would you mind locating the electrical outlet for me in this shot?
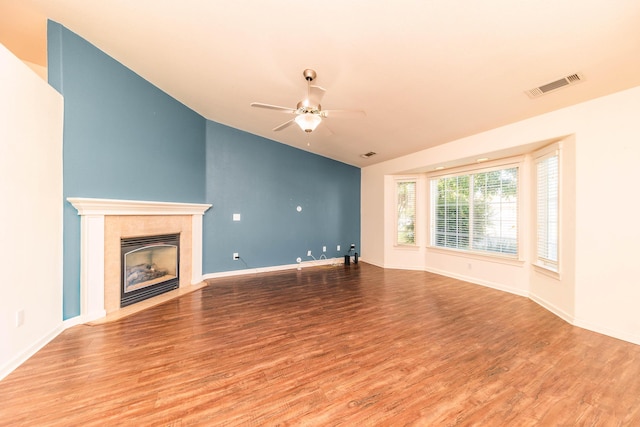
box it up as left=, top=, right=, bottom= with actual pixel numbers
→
left=233, top=253, right=239, bottom=260
left=337, top=245, right=341, bottom=251
left=323, top=246, right=326, bottom=252
left=307, top=250, right=312, bottom=257
left=350, top=244, right=355, bottom=250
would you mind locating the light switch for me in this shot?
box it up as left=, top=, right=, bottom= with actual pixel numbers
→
left=233, top=213, right=241, bottom=221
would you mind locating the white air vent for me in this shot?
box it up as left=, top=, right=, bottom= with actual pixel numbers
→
left=360, top=151, right=377, bottom=159
left=526, top=73, right=584, bottom=98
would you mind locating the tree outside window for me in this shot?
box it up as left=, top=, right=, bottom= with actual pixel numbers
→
left=431, top=167, right=518, bottom=256
left=396, top=181, right=416, bottom=245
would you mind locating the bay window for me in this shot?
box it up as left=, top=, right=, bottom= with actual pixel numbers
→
left=430, top=165, right=518, bottom=256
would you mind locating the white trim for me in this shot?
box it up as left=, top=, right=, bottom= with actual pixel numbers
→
left=420, top=266, right=640, bottom=347
left=0, top=324, right=65, bottom=381
left=423, top=266, right=529, bottom=297
left=383, top=264, right=426, bottom=271
left=203, top=257, right=346, bottom=279
left=364, top=259, right=385, bottom=269
left=191, top=214, right=205, bottom=284
left=529, top=293, right=574, bottom=324
left=80, top=214, right=106, bottom=322
left=532, top=263, right=561, bottom=280
left=62, top=315, right=90, bottom=329
left=426, top=246, right=524, bottom=266
left=427, top=155, right=523, bottom=179
left=4, top=261, right=639, bottom=382
left=67, top=197, right=211, bottom=216
left=392, top=244, right=421, bottom=251
left=0, top=256, right=347, bottom=379
left=573, top=318, right=640, bottom=347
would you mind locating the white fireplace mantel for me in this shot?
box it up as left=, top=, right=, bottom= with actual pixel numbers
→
left=68, top=197, right=212, bottom=322
left=68, top=197, right=212, bottom=216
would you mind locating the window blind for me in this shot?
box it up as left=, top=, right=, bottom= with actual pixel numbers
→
left=536, top=154, right=559, bottom=271
left=431, top=167, right=518, bottom=256
left=396, top=181, right=416, bottom=245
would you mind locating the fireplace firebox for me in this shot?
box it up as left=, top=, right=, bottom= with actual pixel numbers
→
left=121, top=233, right=180, bottom=307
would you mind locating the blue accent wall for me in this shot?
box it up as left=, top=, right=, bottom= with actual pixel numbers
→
left=48, top=22, right=207, bottom=319
left=47, top=21, right=361, bottom=320
left=204, top=121, right=360, bottom=272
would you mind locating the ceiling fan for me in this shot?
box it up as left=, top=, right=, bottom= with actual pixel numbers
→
left=250, top=69, right=365, bottom=134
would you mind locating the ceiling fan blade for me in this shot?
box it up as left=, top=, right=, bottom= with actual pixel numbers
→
left=250, top=102, right=296, bottom=114
left=318, top=120, right=334, bottom=136
left=272, top=118, right=296, bottom=131
left=320, top=109, right=366, bottom=118
left=308, top=85, right=326, bottom=106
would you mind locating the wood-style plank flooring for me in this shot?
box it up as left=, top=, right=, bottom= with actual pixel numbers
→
left=2, top=263, right=640, bottom=426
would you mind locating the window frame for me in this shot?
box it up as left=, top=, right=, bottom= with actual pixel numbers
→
left=395, top=178, right=418, bottom=246
left=427, top=157, right=522, bottom=260
left=533, top=143, right=561, bottom=276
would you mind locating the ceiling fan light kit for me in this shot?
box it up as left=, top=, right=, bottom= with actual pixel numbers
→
left=251, top=69, right=365, bottom=135
left=295, top=113, right=322, bottom=133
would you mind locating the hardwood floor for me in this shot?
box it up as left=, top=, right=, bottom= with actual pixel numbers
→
left=2, top=263, right=639, bottom=426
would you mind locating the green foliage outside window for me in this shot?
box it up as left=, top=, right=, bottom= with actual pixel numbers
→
left=397, top=181, right=416, bottom=245
left=432, top=167, right=518, bottom=255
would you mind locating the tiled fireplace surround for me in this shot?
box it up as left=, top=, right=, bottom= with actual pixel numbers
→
left=68, top=198, right=212, bottom=322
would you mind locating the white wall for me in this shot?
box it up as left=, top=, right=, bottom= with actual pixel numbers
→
left=570, top=89, right=640, bottom=344
left=362, top=85, right=640, bottom=345
left=361, top=172, right=385, bottom=267
left=0, top=43, right=64, bottom=379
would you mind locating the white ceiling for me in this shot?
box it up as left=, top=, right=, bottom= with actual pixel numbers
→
left=2, top=0, right=640, bottom=167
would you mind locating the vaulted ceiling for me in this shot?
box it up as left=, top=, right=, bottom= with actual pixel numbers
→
left=2, top=0, right=640, bottom=167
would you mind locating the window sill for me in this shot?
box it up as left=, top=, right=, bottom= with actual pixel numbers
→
left=426, top=246, right=524, bottom=267
left=393, top=244, right=420, bottom=251
left=532, top=263, right=561, bottom=280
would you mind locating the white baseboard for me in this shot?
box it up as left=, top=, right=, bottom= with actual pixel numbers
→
left=423, top=266, right=529, bottom=298
left=423, top=266, right=640, bottom=347
left=62, top=310, right=106, bottom=328
left=0, top=309, right=110, bottom=381
left=0, top=258, right=350, bottom=379
left=383, top=263, right=427, bottom=271
left=6, top=260, right=636, bottom=383
left=0, top=323, right=65, bottom=381
left=528, top=293, right=575, bottom=324
left=363, top=259, right=384, bottom=268
left=573, top=318, right=640, bottom=346
left=203, top=257, right=346, bottom=280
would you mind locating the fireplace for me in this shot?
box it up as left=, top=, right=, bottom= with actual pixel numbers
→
left=67, top=197, right=211, bottom=321
left=121, top=233, right=180, bottom=307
